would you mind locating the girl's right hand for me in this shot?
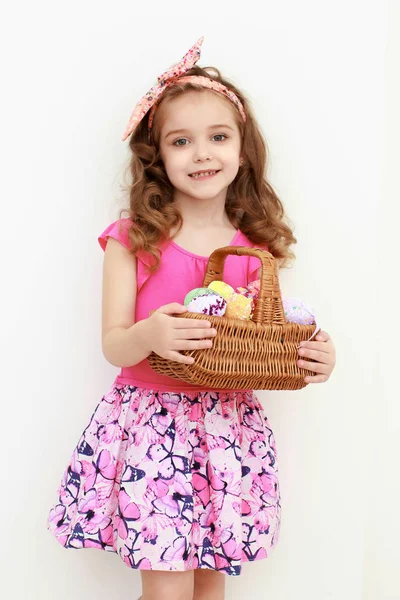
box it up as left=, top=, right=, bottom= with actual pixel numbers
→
left=145, top=303, right=217, bottom=364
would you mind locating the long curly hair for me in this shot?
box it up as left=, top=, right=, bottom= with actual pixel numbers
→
left=119, top=64, right=297, bottom=272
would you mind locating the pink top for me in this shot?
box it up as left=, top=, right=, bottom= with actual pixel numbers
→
left=98, top=218, right=267, bottom=392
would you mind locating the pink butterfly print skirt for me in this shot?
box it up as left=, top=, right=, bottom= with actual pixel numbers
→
left=47, top=382, right=281, bottom=576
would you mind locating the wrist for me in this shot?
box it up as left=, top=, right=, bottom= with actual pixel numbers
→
left=128, top=317, right=153, bottom=356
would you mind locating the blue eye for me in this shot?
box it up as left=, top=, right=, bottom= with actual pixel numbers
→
left=173, top=134, right=228, bottom=146
left=173, top=138, right=189, bottom=146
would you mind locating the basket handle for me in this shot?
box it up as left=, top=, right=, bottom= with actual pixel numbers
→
left=202, top=246, right=286, bottom=325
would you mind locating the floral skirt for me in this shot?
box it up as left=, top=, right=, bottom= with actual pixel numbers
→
left=47, top=382, right=281, bottom=576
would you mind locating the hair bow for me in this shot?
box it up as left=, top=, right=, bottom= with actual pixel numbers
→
left=121, top=37, right=204, bottom=141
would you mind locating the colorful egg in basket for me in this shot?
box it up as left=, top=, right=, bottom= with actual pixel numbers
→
left=148, top=246, right=318, bottom=390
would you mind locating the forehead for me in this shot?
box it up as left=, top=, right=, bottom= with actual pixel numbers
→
left=159, top=90, right=239, bottom=134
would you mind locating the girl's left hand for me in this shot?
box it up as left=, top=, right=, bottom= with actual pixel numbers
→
left=297, top=330, right=336, bottom=384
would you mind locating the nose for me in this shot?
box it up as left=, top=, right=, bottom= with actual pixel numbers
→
left=193, top=143, right=213, bottom=163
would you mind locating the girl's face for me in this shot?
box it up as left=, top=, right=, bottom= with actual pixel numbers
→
left=158, top=90, right=242, bottom=203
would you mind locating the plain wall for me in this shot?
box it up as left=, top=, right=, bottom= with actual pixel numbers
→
left=362, top=2, right=400, bottom=598
left=1, top=1, right=397, bottom=599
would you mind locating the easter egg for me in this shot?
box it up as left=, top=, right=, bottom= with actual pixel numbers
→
left=247, top=279, right=261, bottom=297
left=282, top=297, right=316, bottom=325
left=208, top=281, right=235, bottom=300
left=187, top=294, right=227, bottom=317
left=225, top=293, right=253, bottom=320
left=184, top=287, right=218, bottom=306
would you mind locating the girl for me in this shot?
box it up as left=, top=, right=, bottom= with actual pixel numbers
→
left=47, top=38, right=336, bottom=600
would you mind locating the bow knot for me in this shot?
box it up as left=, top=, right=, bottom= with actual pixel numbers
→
left=121, top=37, right=246, bottom=142
left=122, top=37, right=204, bottom=141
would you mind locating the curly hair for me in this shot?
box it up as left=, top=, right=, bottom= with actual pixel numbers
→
left=119, top=64, right=297, bottom=272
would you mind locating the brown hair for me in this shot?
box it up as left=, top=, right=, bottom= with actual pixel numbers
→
left=119, top=64, right=297, bottom=271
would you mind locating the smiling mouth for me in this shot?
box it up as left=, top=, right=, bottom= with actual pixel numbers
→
left=189, top=170, right=221, bottom=179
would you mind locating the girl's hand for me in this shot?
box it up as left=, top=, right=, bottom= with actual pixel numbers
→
left=146, top=303, right=217, bottom=365
left=297, top=330, right=336, bottom=384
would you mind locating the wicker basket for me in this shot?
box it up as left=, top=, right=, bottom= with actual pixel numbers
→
left=148, top=246, right=318, bottom=390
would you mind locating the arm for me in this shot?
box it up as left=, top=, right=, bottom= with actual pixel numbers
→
left=101, top=237, right=151, bottom=368
left=101, top=237, right=218, bottom=367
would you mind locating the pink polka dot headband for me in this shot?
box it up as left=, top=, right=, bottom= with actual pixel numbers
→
left=121, top=37, right=247, bottom=142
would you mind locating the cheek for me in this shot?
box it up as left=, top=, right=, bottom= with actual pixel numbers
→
left=224, top=148, right=241, bottom=169
left=220, top=141, right=241, bottom=162
left=163, top=152, right=188, bottom=177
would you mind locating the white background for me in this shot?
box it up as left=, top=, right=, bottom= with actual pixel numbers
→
left=1, top=1, right=398, bottom=599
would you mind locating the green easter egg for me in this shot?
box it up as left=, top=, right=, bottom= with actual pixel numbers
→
left=184, top=287, right=217, bottom=306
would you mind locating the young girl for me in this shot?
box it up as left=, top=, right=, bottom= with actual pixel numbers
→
left=47, top=38, right=336, bottom=600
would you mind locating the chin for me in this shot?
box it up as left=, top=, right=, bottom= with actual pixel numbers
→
left=187, top=187, right=229, bottom=201
left=174, top=177, right=235, bottom=201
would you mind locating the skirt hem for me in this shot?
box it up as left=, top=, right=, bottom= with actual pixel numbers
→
left=49, top=528, right=279, bottom=576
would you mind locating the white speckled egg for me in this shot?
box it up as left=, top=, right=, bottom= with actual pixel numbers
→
left=187, top=294, right=227, bottom=316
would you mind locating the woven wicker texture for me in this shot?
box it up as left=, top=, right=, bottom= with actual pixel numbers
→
left=148, top=246, right=317, bottom=390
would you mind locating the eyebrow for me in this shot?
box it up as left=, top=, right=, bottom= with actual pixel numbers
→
left=164, top=124, right=235, bottom=140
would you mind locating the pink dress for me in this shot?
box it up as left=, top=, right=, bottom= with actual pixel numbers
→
left=47, top=218, right=281, bottom=576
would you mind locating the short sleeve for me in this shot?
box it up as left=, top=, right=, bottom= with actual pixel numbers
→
left=98, top=218, right=132, bottom=251
left=98, top=217, right=157, bottom=293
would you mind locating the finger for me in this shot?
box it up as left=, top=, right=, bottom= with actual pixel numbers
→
left=297, top=347, right=332, bottom=363
left=173, top=318, right=213, bottom=329
left=314, top=330, right=330, bottom=342
left=156, top=303, right=188, bottom=315
left=167, top=350, right=195, bottom=365
left=297, top=359, right=328, bottom=374
left=172, top=339, right=214, bottom=351
left=304, top=373, right=330, bottom=384
left=174, top=327, right=217, bottom=340
left=298, top=341, right=333, bottom=354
